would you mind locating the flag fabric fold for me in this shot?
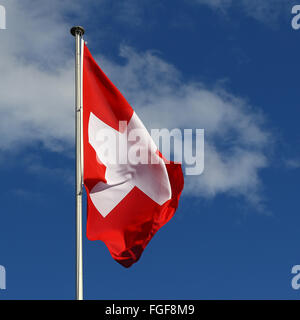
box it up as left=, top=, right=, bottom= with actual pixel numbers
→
left=83, top=43, right=184, bottom=267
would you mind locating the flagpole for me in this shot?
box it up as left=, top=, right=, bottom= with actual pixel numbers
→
left=70, top=25, right=85, bottom=301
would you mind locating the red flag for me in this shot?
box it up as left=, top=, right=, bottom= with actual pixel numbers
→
left=83, top=43, right=184, bottom=267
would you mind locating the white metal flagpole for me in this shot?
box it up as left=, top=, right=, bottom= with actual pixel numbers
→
left=70, top=25, right=85, bottom=301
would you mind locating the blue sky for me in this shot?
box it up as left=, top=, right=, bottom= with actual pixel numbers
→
left=1, top=0, right=300, bottom=299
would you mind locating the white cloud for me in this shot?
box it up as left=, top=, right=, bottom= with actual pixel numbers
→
left=0, top=0, right=75, bottom=152
left=97, top=47, right=270, bottom=206
left=0, top=1, right=272, bottom=206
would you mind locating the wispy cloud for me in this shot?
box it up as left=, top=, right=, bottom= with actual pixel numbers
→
left=285, top=158, right=300, bottom=169
left=97, top=46, right=271, bottom=207
left=0, top=0, right=75, bottom=152
left=193, top=0, right=292, bottom=24
left=0, top=0, right=272, bottom=207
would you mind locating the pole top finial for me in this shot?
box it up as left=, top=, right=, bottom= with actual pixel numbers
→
left=70, top=26, right=85, bottom=37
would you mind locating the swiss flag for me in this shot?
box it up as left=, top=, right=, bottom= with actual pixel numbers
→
left=83, top=43, right=184, bottom=267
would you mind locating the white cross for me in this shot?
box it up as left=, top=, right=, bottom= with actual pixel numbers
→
left=88, top=112, right=172, bottom=218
